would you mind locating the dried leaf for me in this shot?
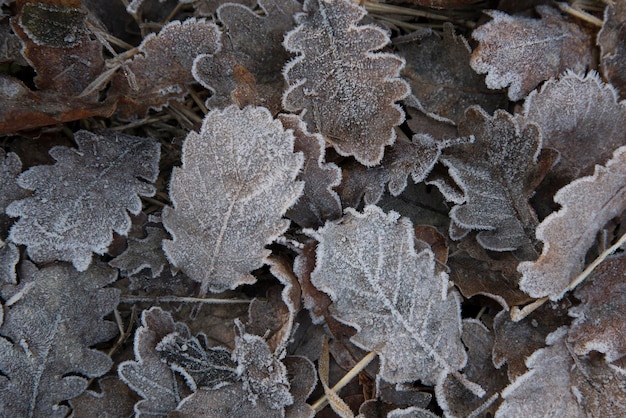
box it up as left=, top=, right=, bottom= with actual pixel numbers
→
left=336, top=160, right=387, bottom=209
left=282, top=0, right=410, bottom=166
left=519, top=71, right=626, bottom=183
left=189, top=0, right=256, bottom=17
left=69, top=377, right=140, bottom=418
left=568, top=254, right=626, bottom=362
left=0, top=261, right=119, bottom=417
left=109, top=226, right=169, bottom=278
left=162, top=105, right=303, bottom=293
left=111, top=18, right=221, bottom=118
left=192, top=0, right=301, bottom=112
left=308, top=205, right=467, bottom=386
left=279, top=113, right=342, bottom=228
left=518, top=146, right=626, bottom=300
left=397, top=23, right=507, bottom=124
left=7, top=130, right=160, bottom=271
left=0, top=149, right=27, bottom=238
left=598, top=1, right=626, bottom=99
left=118, top=307, right=193, bottom=416
left=387, top=406, right=440, bottom=418
left=470, top=6, right=591, bottom=101
left=441, top=106, right=542, bottom=257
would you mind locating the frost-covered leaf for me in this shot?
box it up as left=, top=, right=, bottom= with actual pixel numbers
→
left=518, top=146, right=626, bottom=300
left=193, top=0, right=301, bottom=112
left=118, top=307, right=193, bottom=417
left=282, top=0, right=410, bottom=166
left=519, top=71, right=626, bottom=184
left=336, top=160, right=387, bottom=208
left=162, top=106, right=303, bottom=293
left=598, top=1, right=626, bottom=99
left=568, top=254, right=626, bottom=363
left=7, top=130, right=160, bottom=271
left=308, top=205, right=467, bottom=386
left=109, top=226, right=169, bottom=278
left=387, top=406, right=440, bottom=418
left=438, top=319, right=507, bottom=417
left=397, top=23, right=507, bottom=124
left=189, top=0, right=256, bottom=17
left=441, top=106, right=542, bottom=257
left=69, top=377, right=140, bottom=418
left=0, top=149, right=27, bottom=238
left=0, top=261, right=119, bottom=418
left=0, top=241, right=18, bottom=284
left=111, top=18, right=221, bottom=118
left=470, top=6, right=591, bottom=101
left=278, top=114, right=341, bottom=228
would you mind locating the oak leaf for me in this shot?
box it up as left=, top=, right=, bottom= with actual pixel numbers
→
left=307, top=205, right=468, bottom=387
left=0, top=261, right=119, bottom=417
left=282, top=0, right=410, bottom=166
left=518, top=146, right=626, bottom=300
left=7, top=130, right=160, bottom=271
left=162, top=105, right=303, bottom=293
left=470, top=6, right=591, bottom=101
left=109, top=226, right=170, bottom=278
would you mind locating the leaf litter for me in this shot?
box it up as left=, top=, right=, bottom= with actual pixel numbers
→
left=0, top=0, right=624, bottom=416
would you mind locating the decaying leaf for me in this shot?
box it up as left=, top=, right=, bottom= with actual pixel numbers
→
left=307, top=205, right=468, bottom=387
left=0, top=149, right=27, bottom=238
left=111, top=18, right=221, bottom=118
left=278, top=113, right=342, bottom=228
left=118, top=307, right=193, bottom=416
left=192, top=0, right=301, bottom=112
left=162, top=105, right=303, bottom=293
left=397, top=22, right=507, bottom=124
left=441, top=106, right=542, bottom=258
left=109, top=226, right=170, bottom=278
left=0, top=261, right=119, bottom=417
left=282, top=0, right=410, bottom=166
left=7, top=130, right=160, bottom=271
left=598, top=1, right=626, bottom=99
left=470, top=6, right=591, bottom=101
left=518, top=146, right=626, bottom=300
left=519, top=71, right=626, bottom=184
left=568, top=254, right=626, bottom=363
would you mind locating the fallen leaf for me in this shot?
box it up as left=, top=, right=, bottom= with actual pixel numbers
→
left=282, top=0, right=410, bottom=166
left=597, top=1, right=626, bottom=99
left=7, top=130, right=160, bottom=271
left=162, top=105, right=303, bottom=293
left=109, top=226, right=170, bottom=278
left=0, top=149, right=27, bottom=238
left=69, top=377, right=140, bottom=418
left=470, top=6, right=591, bottom=101
left=518, top=146, right=626, bottom=300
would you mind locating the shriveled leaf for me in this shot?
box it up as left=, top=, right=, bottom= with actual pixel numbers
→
left=109, top=226, right=169, bottom=278
left=0, top=262, right=119, bottom=418
left=118, top=307, right=193, bottom=417
left=518, top=146, right=626, bottom=300
left=7, top=130, right=160, bottom=271
left=282, top=0, right=410, bottom=166
left=308, top=205, right=467, bottom=386
left=278, top=114, right=341, bottom=228
left=111, top=18, right=221, bottom=118
left=441, top=106, right=542, bottom=258
left=598, top=1, right=626, bottom=99
left=193, top=0, right=301, bottom=113
left=470, top=6, right=591, bottom=101
left=397, top=22, right=507, bottom=124
left=437, top=319, right=507, bottom=417
left=0, top=149, right=27, bottom=238
left=162, top=105, right=303, bottom=293
left=568, top=254, right=626, bottom=362
left=69, top=377, right=140, bottom=418
left=519, top=71, right=626, bottom=184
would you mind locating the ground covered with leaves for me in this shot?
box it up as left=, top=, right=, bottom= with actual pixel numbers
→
left=0, top=0, right=625, bottom=416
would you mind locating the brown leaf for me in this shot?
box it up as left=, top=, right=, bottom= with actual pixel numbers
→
left=568, top=254, right=626, bottom=363
left=189, top=0, right=256, bottom=17
left=598, top=1, right=626, bottom=99
left=111, top=18, right=221, bottom=119
left=282, top=0, right=410, bottom=166
left=335, top=160, right=387, bottom=209
left=397, top=22, right=507, bottom=124
left=192, top=0, right=301, bottom=113
left=69, top=377, right=140, bottom=418
left=518, top=146, right=626, bottom=300
left=470, top=6, right=591, bottom=101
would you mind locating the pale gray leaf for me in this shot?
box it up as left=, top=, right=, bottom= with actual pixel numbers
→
left=109, top=226, right=169, bottom=278
left=162, top=105, right=303, bottom=293
left=0, top=149, right=27, bottom=238
left=0, top=241, right=18, bottom=284
left=7, top=130, right=160, bottom=271
left=0, top=261, right=119, bottom=417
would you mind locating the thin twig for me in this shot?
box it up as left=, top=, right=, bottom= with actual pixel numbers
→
left=557, top=2, right=604, bottom=26
left=120, top=295, right=252, bottom=304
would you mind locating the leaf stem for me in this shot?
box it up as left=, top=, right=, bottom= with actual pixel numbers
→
left=511, top=231, right=626, bottom=322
